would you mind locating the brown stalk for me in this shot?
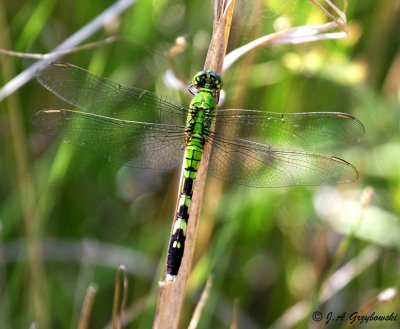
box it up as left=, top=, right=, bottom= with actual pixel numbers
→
left=152, top=1, right=235, bottom=328
left=111, top=265, right=129, bottom=329
left=187, top=275, right=214, bottom=329
left=77, top=284, right=98, bottom=329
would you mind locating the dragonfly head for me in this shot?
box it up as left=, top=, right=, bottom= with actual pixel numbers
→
left=189, top=70, right=223, bottom=103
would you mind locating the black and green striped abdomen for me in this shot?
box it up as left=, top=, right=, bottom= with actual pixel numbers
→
left=166, top=91, right=216, bottom=279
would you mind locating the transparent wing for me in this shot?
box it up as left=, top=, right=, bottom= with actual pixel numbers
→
left=36, top=62, right=188, bottom=126
left=35, top=62, right=363, bottom=185
left=33, top=109, right=186, bottom=170
left=214, top=110, right=365, bottom=150
left=208, top=134, right=358, bottom=188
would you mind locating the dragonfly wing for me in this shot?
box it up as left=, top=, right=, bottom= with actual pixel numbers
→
left=33, top=109, right=185, bottom=170
left=36, top=62, right=188, bottom=126
left=208, top=134, right=358, bottom=188
left=214, top=110, right=364, bottom=150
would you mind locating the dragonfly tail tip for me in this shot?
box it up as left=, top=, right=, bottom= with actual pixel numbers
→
left=158, top=274, right=177, bottom=287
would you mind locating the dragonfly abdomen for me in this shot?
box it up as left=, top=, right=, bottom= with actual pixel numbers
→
left=166, top=91, right=217, bottom=281
left=166, top=139, right=205, bottom=278
left=166, top=153, right=197, bottom=275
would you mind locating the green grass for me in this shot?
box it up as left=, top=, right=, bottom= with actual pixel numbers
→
left=1, top=0, right=399, bottom=328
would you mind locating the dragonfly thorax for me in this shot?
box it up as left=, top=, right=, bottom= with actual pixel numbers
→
left=189, top=70, right=223, bottom=103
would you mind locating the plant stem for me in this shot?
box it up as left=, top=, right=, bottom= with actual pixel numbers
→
left=152, top=1, right=235, bottom=328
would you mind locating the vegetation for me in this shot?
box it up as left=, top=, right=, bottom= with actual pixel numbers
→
left=0, top=0, right=399, bottom=328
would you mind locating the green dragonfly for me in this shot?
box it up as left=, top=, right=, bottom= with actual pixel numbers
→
left=34, top=62, right=364, bottom=282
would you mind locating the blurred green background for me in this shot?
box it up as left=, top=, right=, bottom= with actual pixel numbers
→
left=0, top=0, right=399, bottom=328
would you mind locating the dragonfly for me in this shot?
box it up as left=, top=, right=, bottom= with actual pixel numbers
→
left=34, top=62, right=364, bottom=282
